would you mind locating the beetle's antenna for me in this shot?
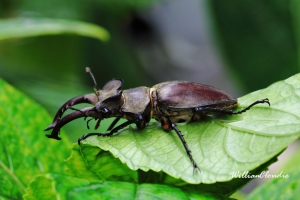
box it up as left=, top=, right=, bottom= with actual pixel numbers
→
left=86, top=67, right=98, bottom=94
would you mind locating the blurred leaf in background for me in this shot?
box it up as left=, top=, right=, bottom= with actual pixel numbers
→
left=0, top=17, right=110, bottom=141
left=0, top=78, right=71, bottom=199
left=208, top=0, right=298, bottom=92
left=1, top=0, right=299, bottom=139
left=0, top=0, right=160, bottom=141
left=246, top=166, right=300, bottom=200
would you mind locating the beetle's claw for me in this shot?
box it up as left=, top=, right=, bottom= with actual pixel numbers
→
left=193, top=165, right=201, bottom=175
left=78, top=133, right=93, bottom=145
left=78, top=134, right=86, bottom=145
left=258, top=98, right=270, bottom=107
left=263, top=98, right=271, bottom=106
left=46, top=134, right=61, bottom=140
left=78, top=133, right=106, bottom=145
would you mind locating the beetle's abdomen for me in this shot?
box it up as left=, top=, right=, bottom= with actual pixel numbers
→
left=152, top=81, right=237, bottom=109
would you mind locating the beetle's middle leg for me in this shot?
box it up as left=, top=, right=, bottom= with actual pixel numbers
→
left=161, top=119, right=200, bottom=172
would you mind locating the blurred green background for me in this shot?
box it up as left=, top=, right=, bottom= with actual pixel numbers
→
left=0, top=0, right=299, bottom=195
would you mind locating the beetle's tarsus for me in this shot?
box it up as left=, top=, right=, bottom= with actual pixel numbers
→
left=232, top=98, right=270, bottom=114
left=193, top=165, right=201, bottom=175
left=78, top=132, right=115, bottom=145
left=78, top=133, right=104, bottom=145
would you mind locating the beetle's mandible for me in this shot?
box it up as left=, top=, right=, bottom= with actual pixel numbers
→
left=45, top=67, right=270, bottom=171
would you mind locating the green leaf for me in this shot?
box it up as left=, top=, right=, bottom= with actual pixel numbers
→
left=65, top=144, right=137, bottom=182
left=23, top=174, right=230, bottom=200
left=66, top=143, right=279, bottom=196
left=246, top=167, right=300, bottom=200
left=208, top=1, right=298, bottom=92
left=0, top=79, right=71, bottom=199
left=80, top=73, right=300, bottom=184
left=0, top=18, right=109, bottom=42
left=186, top=153, right=280, bottom=196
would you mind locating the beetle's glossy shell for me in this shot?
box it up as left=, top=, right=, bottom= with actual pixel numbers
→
left=152, top=81, right=237, bottom=109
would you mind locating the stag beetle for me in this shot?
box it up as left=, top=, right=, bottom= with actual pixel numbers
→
left=45, top=67, right=270, bottom=171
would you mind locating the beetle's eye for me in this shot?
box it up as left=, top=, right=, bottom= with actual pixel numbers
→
left=101, top=107, right=110, bottom=114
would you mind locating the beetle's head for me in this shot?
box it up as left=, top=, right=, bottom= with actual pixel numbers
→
left=94, top=90, right=124, bottom=119
left=90, top=78, right=124, bottom=119
left=45, top=68, right=125, bottom=140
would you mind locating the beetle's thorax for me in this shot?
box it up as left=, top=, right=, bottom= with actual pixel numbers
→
left=120, top=87, right=151, bottom=122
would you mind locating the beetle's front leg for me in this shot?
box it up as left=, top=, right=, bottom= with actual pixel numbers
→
left=78, top=114, right=147, bottom=144
left=78, top=120, right=134, bottom=145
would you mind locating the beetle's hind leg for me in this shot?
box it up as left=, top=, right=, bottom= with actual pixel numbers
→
left=231, top=98, right=270, bottom=114
left=194, top=98, right=270, bottom=115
